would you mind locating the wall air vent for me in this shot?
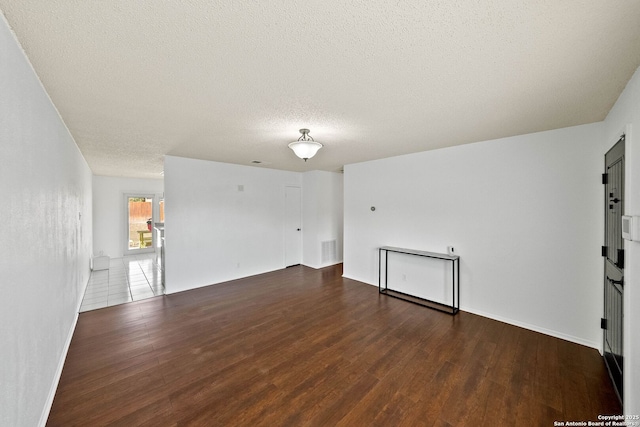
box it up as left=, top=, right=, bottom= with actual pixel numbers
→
left=321, top=240, right=337, bottom=264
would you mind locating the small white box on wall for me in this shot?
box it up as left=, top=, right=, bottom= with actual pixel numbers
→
left=91, top=255, right=110, bottom=270
left=622, top=216, right=640, bottom=241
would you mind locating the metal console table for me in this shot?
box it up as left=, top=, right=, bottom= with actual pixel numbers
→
left=378, top=246, right=460, bottom=315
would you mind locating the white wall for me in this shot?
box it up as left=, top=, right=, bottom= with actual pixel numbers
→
left=164, top=156, right=302, bottom=294
left=0, top=15, right=93, bottom=427
left=93, top=175, right=164, bottom=258
left=603, top=65, right=640, bottom=414
left=302, top=171, right=344, bottom=269
left=344, top=122, right=605, bottom=348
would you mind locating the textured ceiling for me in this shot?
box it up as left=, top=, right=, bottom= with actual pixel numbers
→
left=1, top=1, right=640, bottom=178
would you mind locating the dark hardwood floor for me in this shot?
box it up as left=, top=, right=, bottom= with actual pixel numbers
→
left=48, top=264, right=621, bottom=426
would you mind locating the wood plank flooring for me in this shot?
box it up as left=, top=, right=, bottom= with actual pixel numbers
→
left=47, top=264, right=621, bottom=426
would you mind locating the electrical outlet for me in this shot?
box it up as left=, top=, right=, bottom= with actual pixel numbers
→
left=447, top=246, right=456, bottom=255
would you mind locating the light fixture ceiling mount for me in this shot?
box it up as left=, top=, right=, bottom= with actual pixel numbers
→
left=288, top=128, right=323, bottom=162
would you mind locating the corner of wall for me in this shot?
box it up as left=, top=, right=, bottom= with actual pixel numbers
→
left=37, top=310, right=80, bottom=427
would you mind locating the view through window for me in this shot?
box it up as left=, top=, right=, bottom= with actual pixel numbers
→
left=127, top=196, right=153, bottom=250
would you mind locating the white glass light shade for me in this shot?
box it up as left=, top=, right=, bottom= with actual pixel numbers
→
left=288, top=140, right=323, bottom=161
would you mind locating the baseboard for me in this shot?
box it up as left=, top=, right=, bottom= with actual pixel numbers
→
left=38, top=309, right=79, bottom=427
left=341, top=273, right=377, bottom=286
left=454, top=307, right=600, bottom=350
left=341, top=274, right=600, bottom=350
left=38, top=274, right=87, bottom=427
left=303, top=260, right=344, bottom=270
left=165, top=266, right=285, bottom=295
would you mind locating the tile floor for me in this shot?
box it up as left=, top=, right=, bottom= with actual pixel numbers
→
left=80, top=252, right=164, bottom=312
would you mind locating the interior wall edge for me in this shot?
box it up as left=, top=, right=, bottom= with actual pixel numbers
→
left=164, top=266, right=285, bottom=295
left=342, top=274, right=377, bottom=287
left=342, top=273, right=599, bottom=349
left=37, top=310, right=80, bottom=427
left=302, top=260, right=344, bottom=270
left=1, top=12, right=93, bottom=425
left=462, top=307, right=600, bottom=350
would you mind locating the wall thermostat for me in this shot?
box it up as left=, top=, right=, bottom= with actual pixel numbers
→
left=622, top=215, right=640, bottom=241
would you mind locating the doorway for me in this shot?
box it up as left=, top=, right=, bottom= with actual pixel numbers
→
left=125, top=194, right=155, bottom=254
left=603, top=135, right=624, bottom=405
left=285, top=186, right=302, bottom=266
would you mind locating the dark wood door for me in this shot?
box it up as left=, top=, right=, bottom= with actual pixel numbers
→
left=603, top=136, right=624, bottom=405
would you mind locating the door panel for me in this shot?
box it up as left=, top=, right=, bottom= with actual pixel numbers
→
left=285, top=186, right=302, bottom=266
left=603, top=136, right=624, bottom=404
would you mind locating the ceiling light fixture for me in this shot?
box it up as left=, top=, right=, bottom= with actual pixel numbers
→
left=288, top=129, right=323, bottom=161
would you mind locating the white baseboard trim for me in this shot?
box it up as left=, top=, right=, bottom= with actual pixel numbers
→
left=463, top=307, right=600, bottom=350
left=303, top=260, right=344, bottom=270
left=38, top=309, right=79, bottom=427
left=38, top=273, right=88, bottom=427
left=165, top=266, right=285, bottom=295
left=341, top=273, right=376, bottom=286
left=342, top=274, right=599, bottom=350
